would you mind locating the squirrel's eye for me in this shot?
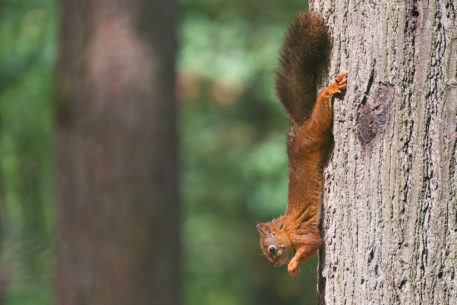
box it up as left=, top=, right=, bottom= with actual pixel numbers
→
left=268, top=246, right=276, bottom=254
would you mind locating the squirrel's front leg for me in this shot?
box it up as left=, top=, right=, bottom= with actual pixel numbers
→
left=287, top=231, right=322, bottom=276
left=287, top=243, right=321, bottom=276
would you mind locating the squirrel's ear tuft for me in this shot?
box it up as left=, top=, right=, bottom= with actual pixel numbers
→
left=256, top=223, right=269, bottom=234
left=256, top=223, right=264, bottom=234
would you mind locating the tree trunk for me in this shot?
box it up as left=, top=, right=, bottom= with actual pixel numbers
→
left=54, top=1, right=178, bottom=304
left=310, top=0, right=457, bottom=304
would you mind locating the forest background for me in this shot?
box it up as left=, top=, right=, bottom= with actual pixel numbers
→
left=0, top=0, right=319, bottom=304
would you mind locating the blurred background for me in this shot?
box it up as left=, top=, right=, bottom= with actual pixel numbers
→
left=0, top=0, right=317, bottom=304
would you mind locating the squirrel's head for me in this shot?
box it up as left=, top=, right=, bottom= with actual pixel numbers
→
left=257, top=219, right=292, bottom=267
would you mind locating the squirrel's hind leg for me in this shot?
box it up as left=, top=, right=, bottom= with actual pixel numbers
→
left=321, top=72, right=347, bottom=97
left=300, top=72, right=347, bottom=137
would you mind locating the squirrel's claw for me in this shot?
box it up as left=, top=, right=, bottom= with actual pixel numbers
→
left=335, top=72, right=347, bottom=94
left=335, top=72, right=347, bottom=83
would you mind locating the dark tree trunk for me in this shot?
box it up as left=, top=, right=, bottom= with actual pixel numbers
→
left=54, top=1, right=179, bottom=304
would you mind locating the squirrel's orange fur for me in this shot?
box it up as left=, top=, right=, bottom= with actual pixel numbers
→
left=256, top=12, right=347, bottom=276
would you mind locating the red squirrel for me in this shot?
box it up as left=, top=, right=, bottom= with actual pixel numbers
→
left=256, top=11, right=347, bottom=276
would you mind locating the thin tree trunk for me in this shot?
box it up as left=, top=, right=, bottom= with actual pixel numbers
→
left=54, top=1, right=179, bottom=304
left=310, top=0, right=457, bottom=304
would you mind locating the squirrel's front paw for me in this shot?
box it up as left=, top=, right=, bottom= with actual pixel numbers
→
left=287, top=260, right=300, bottom=276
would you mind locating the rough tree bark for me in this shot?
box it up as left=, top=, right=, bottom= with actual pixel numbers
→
left=310, top=0, right=457, bottom=304
left=54, top=1, right=178, bottom=304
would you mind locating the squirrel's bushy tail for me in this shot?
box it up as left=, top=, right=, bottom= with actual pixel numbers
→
left=275, top=12, right=329, bottom=125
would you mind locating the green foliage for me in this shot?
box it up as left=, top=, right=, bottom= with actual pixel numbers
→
left=179, top=1, right=317, bottom=304
left=0, top=0, right=56, bottom=304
